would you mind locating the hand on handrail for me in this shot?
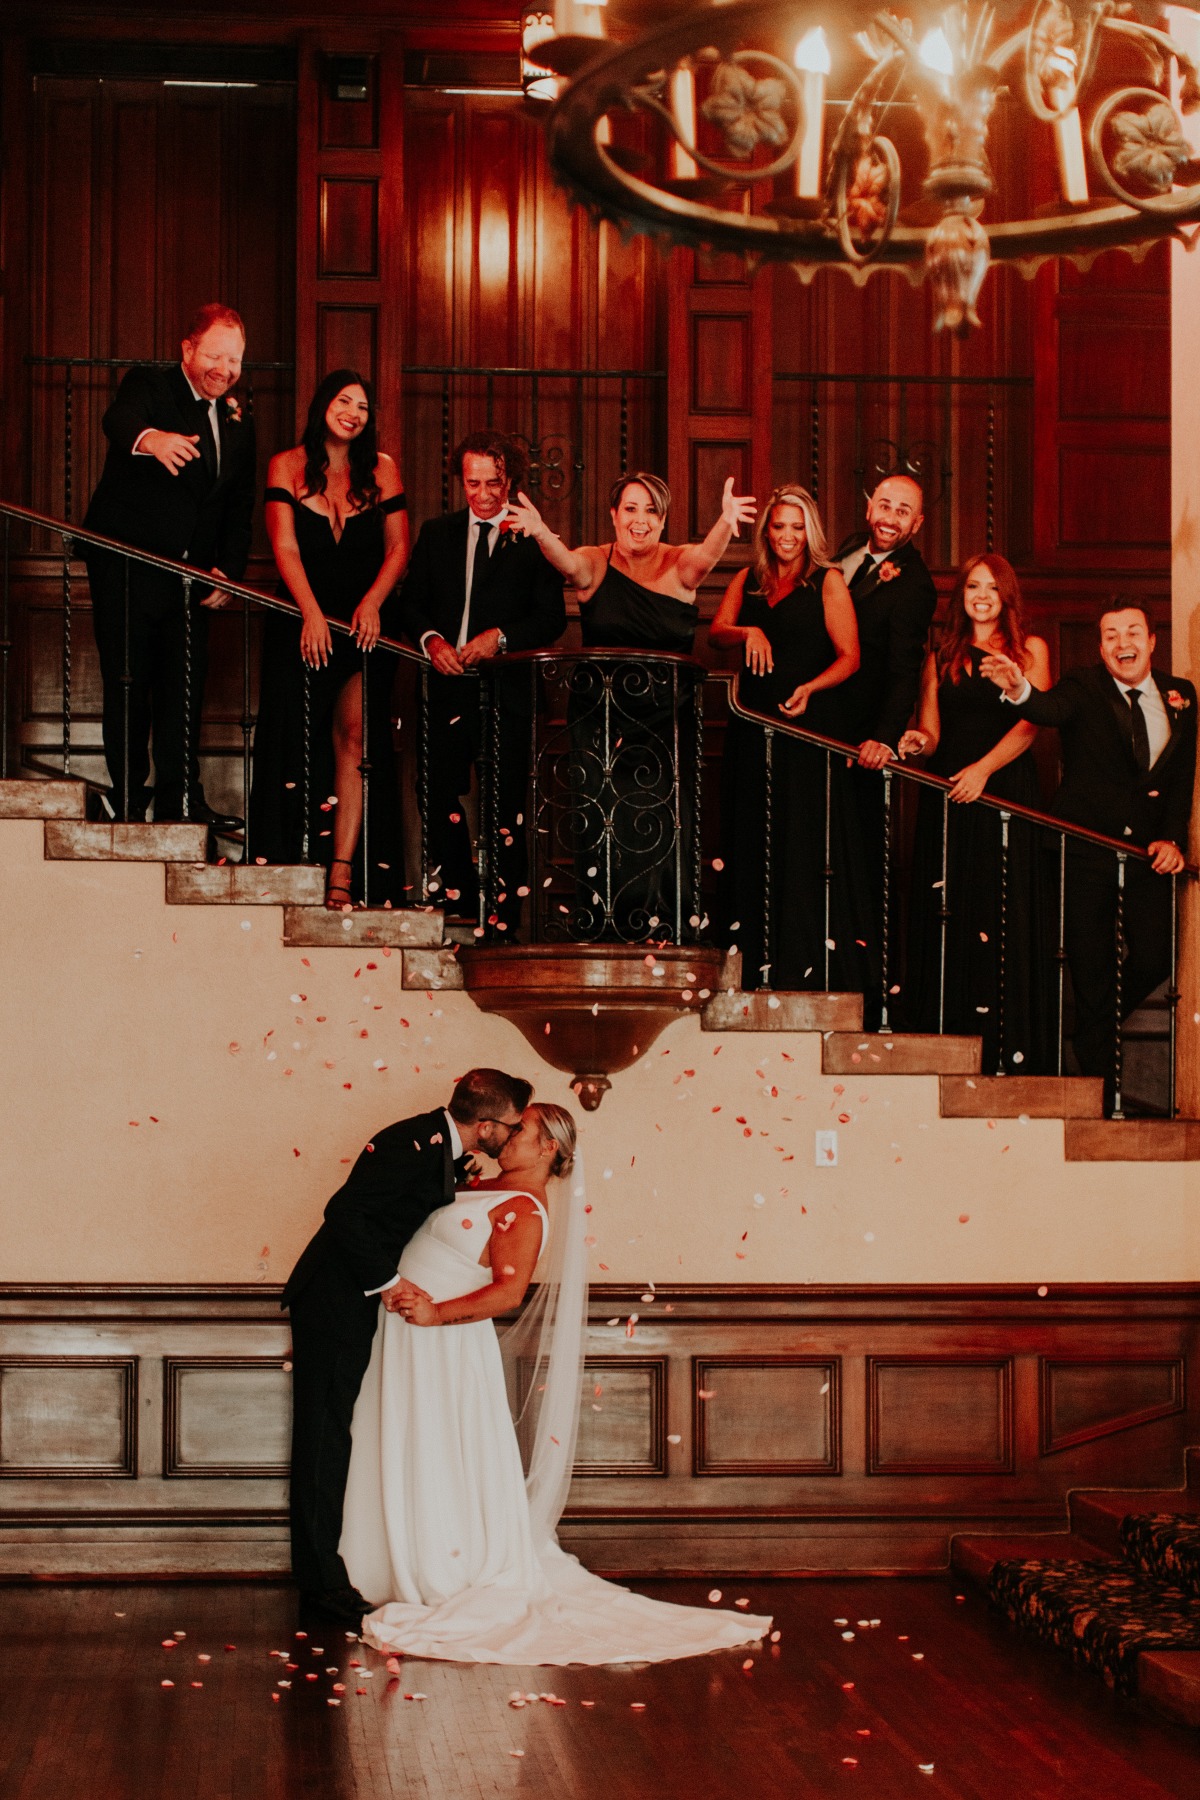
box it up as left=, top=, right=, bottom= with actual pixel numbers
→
left=897, top=728, right=930, bottom=760
left=1148, top=840, right=1186, bottom=875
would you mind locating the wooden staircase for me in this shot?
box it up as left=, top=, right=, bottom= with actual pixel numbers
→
left=951, top=1449, right=1200, bottom=1727
left=4, top=775, right=1198, bottom=1158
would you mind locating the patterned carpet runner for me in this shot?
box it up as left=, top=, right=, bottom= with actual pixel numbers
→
left=988, top=1514, right=1200, bottom=1697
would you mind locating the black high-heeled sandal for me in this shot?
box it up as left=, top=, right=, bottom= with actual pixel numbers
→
left=325, top=858, right=355, bottom=911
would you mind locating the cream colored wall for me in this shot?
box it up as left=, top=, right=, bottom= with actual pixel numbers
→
left=2, top=817, right=1198, bottom=1285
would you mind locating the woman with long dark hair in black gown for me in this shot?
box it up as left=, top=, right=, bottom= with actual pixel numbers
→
left=250, top=370, right=409, bottom=907
left=710, top=484, right=871, bottom=991
left=507, top=472, right=755, bottom=940
left=898, top=553, right=1055, bottom=1071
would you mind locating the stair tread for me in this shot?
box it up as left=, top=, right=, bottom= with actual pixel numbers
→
left=701, top=990, right=862, bottom=1032
left=167, top=863, right=326, bottom=906
left=823, top=1032, right=983, bottom=1075
left=1063, top=1118, right=1200, bottom=1161
left=1139, top=1645, right=1200, bottom=1727
left=0, top=778, right=87, bottom=819
left=282, top=906, right=445, bottom=948
left=44, top=820, right=210, bottom=861
left=940, top=1075, right=1104, bottom=1119
left=1075, top=1489, right=1200, bottom=1522
left=955, top=1531, right=1113, bottom=1571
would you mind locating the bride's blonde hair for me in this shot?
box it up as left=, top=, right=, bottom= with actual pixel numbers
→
left=531, top=1102, right=576, bottom=1178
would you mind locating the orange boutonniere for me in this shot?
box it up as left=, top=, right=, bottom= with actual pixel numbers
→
left=877, top=560, right=901, bottom=582
left=1166, top=689, right=1191, bottom=713
left=224, top=395, right=243, bottom=425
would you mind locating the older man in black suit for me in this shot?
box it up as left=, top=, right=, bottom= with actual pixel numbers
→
left=83, top=302, right=256, bottom=825
left=986, top=604, right=1197, bottom=1109
left=398, top=431, right=566, bottom=927
left=282, top=1066, right=533, bottom=1623
left=836, top=475, right=938, bottom=1013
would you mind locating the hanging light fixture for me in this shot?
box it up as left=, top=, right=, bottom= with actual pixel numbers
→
left=534, top=0, right=1200, bottom=335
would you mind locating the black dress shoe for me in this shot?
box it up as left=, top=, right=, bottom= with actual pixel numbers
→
left=298, top=1585, right=369, bottom=1625
left=190, top=801, right=245, bottom=832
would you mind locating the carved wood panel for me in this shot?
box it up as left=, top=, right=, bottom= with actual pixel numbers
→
left=1039, top=1357, right=1185, bottom=1456
left=0, top=1357, right=136, bottom=1478
left=867, top=1357, right=1015, bottom=1475
left=573, top=1357, right=666, bottom=1478
left=693, top=1357, right=840, bottom=1476
left=163, top=1358, right=291, bottom=1479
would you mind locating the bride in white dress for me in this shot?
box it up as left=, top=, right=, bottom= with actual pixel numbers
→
left=340, top=1102, right=772, bottom=1665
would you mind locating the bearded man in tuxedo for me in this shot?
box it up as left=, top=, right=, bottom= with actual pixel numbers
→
left=282, top=1066, right=533, bottom=1624
left=985, top=605, right=1196, bottom=1112
left=398, top=431, right=566, bottom=929
left=836, top=475, right=938, bottom=1013
left=83, top=302, right=256, bottom=826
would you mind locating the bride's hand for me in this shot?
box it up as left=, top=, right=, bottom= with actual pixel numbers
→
left=382, top=1277, right=427, bottom=1315
left=402, top=1291, right=439, bottom=1327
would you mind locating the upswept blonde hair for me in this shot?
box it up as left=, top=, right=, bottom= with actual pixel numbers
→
left=530, top=1102, right=577, bottom=1179
left=751, top=484, right=832, bottom=597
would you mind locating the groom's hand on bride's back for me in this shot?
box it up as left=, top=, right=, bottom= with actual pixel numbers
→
left=382, top=1278, right=430, bottom=1315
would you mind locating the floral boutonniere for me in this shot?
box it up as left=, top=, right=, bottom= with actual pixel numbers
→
left=1166, top=688, right=1191, bottom=713
left=223, top=394, right=243, bottom=426
left=495, top=513, right=518, bottom=548
left=877, top=560, right=901, bottom=582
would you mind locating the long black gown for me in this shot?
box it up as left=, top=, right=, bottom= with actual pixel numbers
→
left=569, top=556, right=699, bottom=941
left=905, top=645, right=1055, bottom=1072
left=717, top=569, right=874, bottom=992
left=249, top=489, right=407, bottom=905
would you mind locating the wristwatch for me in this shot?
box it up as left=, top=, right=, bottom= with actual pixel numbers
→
left=496, top=630, right=508, bottom=654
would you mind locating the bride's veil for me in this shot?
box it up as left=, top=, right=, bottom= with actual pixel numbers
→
left=498, top=1148, right=589, bottom=1549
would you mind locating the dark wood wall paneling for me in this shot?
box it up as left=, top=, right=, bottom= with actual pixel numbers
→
left=1, top=1286, right=1196, bottom=1579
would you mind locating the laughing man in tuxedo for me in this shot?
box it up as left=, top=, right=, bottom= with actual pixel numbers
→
left=282, top=1066, right=533, bottom=1624
left=83, top=302, right=256, bottom=826
left=985, top=604, right=1197, bottom=1109
left=398, top=431, right=566, bottom=927
left=836, top=475, right=939, bottom=1011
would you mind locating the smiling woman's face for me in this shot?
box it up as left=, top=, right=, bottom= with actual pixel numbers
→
left=611, top=482, right=665, bottom=555
left=325, top=384, right=370, bottom=441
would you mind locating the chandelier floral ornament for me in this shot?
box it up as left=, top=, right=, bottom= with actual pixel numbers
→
left=528, top=0, right=1200, bottom=333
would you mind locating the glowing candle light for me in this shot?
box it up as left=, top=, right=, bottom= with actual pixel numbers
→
left=1045, top=47, right=1089, bottom=202
left=794, top=27, right=830, bottom=198
left=669, top=65, right=698, bottom=181
left=554, top=0, right=606, bottom=38
left=918, top=26, right=954, bottom=87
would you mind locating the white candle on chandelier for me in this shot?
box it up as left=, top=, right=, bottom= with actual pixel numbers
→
left=793, top=27, right=831, bottom=198
left=1046, top=47, right=1089, bottom=202
left=669, top=65, right=698, bottom=181
left=554, top=0, right=606, bottom=39
left=522, top=11, right=559, bottom=104
left=918, top=26, right=954, bottom=88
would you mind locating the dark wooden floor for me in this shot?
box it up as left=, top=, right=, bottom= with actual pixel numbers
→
left=1, top=1577, right=1198, bottom=1799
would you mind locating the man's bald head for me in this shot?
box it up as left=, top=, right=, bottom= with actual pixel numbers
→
left=865, top=474, right=924, bottom=556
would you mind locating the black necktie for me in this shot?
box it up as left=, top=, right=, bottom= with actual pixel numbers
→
left=850, top=552, right=877, bottom=590
left=469, top=520, right=493, bottom=628
left=1128, top=688, right=1151, bottom=774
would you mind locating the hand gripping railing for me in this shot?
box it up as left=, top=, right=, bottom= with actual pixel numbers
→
left=0, top=499, right=423, bottom=885
left=723, top=674, right=1197, bottom=1120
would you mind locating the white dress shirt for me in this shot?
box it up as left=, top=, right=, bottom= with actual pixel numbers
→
left=1002, top=671, right=1170, bottom=766
left=420, top=507, right=509, bottom=657
left=367, top=1110, right=463, bottom=1296
left=132, top=371, right=220, bottom=472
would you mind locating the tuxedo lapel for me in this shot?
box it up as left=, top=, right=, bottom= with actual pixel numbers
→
left=1149, top=669, right=1187, bottom=771
left=442, top=1131, right=455, bottom=1203
left=1099, top=667, right=1140, bottom=769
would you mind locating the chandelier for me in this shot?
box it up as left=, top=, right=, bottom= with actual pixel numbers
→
left=526, top=0, right=1200, bottom=333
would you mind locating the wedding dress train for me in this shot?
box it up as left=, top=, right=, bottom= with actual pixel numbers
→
left=340, top=1187, right=772, bottom=1665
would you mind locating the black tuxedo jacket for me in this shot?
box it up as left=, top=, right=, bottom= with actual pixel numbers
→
left=83, top=364, right=257, bottom=579
left=834, top=534, right=938, bottom=748
left=282, top=1107, right=457, bottom=1315
left=1011, top=663, right=1198, bottom=851
left=397, top=508, right=566, bottom=656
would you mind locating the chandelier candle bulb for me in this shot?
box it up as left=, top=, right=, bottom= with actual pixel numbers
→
left=554, top=0, right=606, bottom=40
left=1053, top=107, right=1089, bottom=203
left=669, top=65, right=699, bottom=181
left=794, top=28, right=831, bottom=198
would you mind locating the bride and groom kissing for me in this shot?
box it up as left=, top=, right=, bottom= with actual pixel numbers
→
left=283, top=1066, right=771, bottom=1667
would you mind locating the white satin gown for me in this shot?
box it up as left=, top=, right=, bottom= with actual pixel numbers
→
left=340, top=1188, right=772, bottom=1665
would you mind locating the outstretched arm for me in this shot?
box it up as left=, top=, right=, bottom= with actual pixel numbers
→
left=674, top=477, right=757, bottom=591
left=507, top=491, right=603, bottom=592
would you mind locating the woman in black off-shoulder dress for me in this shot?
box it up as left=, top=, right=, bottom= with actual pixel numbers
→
left=250, top=370, right=409, bottom=906
left=898, top=553, right=1055, bottom=1072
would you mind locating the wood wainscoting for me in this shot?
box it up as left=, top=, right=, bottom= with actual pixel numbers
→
left=1, top=1285, right=1197, bottom=1580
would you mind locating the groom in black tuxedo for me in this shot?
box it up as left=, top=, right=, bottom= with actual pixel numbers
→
left=398, top=431, right=566, bottom=927
left=836, top=475, right=938, bottom=1013
left=986, top=604, right=1197, bottom=1109
left=83, top=302, right=256, bottom=825
left=282, top=1067, right=532, bottom=1623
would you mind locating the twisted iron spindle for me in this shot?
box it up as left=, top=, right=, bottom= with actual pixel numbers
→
left=419, top=666, right=431, bottom=901
left=61, top=535, right=74, bottom=776
left=1055, top=833, right=1067, bottom=1077
left=761, top=725, right=774, bottom=990
left=810, top=386, right=821, bottom=504
left=822, top=750, right=833, bottom=991
left=181, top=574, right=193, bottom=819
left=671, top=665, right=683, bottom=945
left=1167, top=872, right=1180, bottom=1120
left=0, top=515, right=9, bottom=778
left=619, top=378, right=629, bottom=475
left=359, top=652, right=371, bottom=906
left=691, top=670, right=705, bottom=942
left=985, top=393, right=996, bottom=554
left=1112, top=852, right=1127, bottom=1120
left=64, top=368, right=74, bottom=523
left=996, top=810, right=1010, bottom=1074
left=121, top=560, right=132, bottom=820
left=936, top=789, right=950, bottom=1034
left=241, top=592, right=253, bottom=861
left=528, top=663, right=542, bottom=944
left=879, top=766, right=894, bottom=1030
left=301, top=668, right=312, bottom=862
left=489, top=669, right=503, bottom=928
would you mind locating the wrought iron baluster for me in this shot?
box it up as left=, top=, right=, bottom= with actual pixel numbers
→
left=809, top=383, right=820, bottom=504
left=880, top=765, right=894, bottom=1030
left=0, top=515, right=9, bottom=778
left=64, top=367, right=74, bottom=524
left=619, top=378, right=629, bottom=476
left=997, top=809, right=1010, bottom=1074
left=691, top=670, right=704, bottom=943
left=671, top=665, right=683, bottom=946
left=761, top=724, right=774, bottom=990
left=937, top=788, right=950, bottom=1034
left=823, top=750, right=833, bottom=990
left=529, top=663, right=541, bottom=945
left=529, top=374, right=541, bottom=497
left=419, top=665, right=430, bottom=901
left=1112, top=851, right=1126, bottom=1120
left=1167, top=871, right=1180, bottom=1120
left=241, top=591, right=253, bottom=861
left=1055, top=832, right=1066, bottom=1077
left=181, top=574, right=193, bottom=819
left=573, top=374, right=586, bottom=549
left=301, top=667, right=312, bottom=862
left=359, top=650, right=371, bottom=905
left=602, top=668, right=614, bottom=932
left=61, top=534, right=74, bottom=776
left=122, top=559, right=132, bottom=820
left=489, top=669, right=503, bottom=929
